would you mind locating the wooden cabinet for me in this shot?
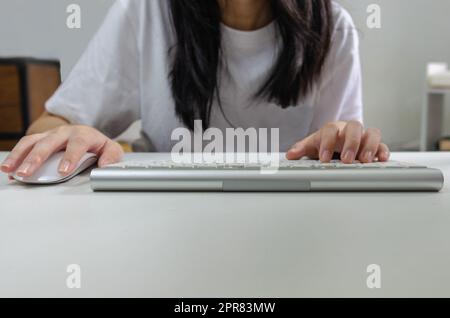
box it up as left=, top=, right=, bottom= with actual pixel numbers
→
left=0, top=58, right=61, bottom=151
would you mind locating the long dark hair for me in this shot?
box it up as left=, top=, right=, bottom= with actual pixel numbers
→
left=169, top=0, right=334, bottom=130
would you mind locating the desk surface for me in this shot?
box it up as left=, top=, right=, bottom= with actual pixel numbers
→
left=0, top=152, right=450, bottom=297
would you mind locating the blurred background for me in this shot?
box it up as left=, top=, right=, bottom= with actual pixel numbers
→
left=1, top=0, right=450, bottom=151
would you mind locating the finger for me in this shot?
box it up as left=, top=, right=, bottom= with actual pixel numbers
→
left=58, top=135, right=92, bottom=175
left=286, top=134, right=319, bottom=160
left=319, top=123, right=339, bottom=163
left=358, top=128, right=382, bottom=163
left=340, top=121, right=363, bottom=164
left=15, top=133, right=68, bottom=177
left=376, top=143, right=390, bottom=162
left=1, top=134, right=46, bottom=173
left=98, top=140, right=124, bottom=167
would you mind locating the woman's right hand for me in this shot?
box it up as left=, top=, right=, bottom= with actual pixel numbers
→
left=0, top=125, right=124, bottom=177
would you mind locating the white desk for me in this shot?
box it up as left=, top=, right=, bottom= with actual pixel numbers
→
left=0, top=152, right=450, bottom=298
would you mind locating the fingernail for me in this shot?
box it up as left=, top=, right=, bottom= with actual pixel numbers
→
left=296, top=145, right=306, bottom=153
left=321, top=150, right=331, bottom=161
left=1, top=159, right=14, bottom=170
left=365, top=151, right=373, bottom=162
left=59, top=160, right=71, bottom=174
left=100, top=159, right=112, bottom=167
left=343, top=150, right=355, bottom=163
left=17, top=162, right=32, bottom=176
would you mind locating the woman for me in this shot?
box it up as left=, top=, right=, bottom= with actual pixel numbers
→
left=1, top=0, right=389, bottom=178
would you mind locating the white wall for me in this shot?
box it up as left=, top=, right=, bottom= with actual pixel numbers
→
left=339, top=0, right=450, bottom=147
left=0, top=0, right=113, bottom=76
left=1, top=0, right=450, bottom=147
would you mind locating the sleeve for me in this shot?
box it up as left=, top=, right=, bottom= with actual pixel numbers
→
left=45, top=0, right=141, bottom=138
left=309, top=6, right=363, bottom=134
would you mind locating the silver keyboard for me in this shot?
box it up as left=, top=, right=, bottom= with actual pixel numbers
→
left=107, top=159, right=426, bottom=170
left=92, top=157, right=443, bottom=192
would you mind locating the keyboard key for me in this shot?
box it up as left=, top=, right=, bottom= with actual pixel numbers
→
left=106, top=159, right=426, bottom=171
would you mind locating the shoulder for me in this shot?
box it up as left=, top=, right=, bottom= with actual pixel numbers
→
left=115, top=0, right=171, bottom=19
left=112, top=0, right=173, bottom=42
left=329, top=2, right=359, bottom=53
left=315, top=2, right=362, bottom=90
left=331, top=2, right=357, bottom=31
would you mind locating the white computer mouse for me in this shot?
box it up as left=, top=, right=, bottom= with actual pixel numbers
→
left=12, top=152, right=98, bottom=185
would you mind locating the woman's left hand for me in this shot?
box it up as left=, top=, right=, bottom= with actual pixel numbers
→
left=286, top=121, right=390, bottom=163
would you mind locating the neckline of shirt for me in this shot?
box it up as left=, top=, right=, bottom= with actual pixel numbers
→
left=220, top=20, right=277, bottom=51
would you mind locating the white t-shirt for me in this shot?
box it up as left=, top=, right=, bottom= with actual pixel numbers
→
left=46, top=0, right=363, bottom=152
